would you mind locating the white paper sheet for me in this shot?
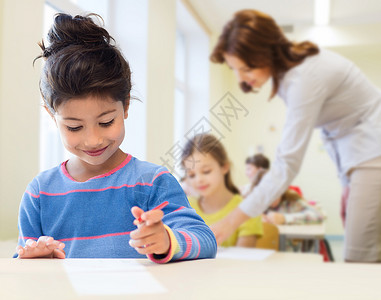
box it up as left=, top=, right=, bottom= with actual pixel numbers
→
left=63, top=259, right=167, bottom=295
left=216, top=247, right=275, bottom=261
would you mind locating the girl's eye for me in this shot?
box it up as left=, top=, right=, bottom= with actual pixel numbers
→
left=100, top=119, right=114, bottom=127
left=203, top=170, right=211, bottom=174
left=187, top=173, right=195, bottom=179
left=66, top=126, right=82, bottom=132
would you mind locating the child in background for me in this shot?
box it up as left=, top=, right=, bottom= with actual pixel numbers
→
left=240, top=153, right=270, bottom=197
left=16, top=13, right=216, bottom=262
left=253, top=170, right=324, bottom=225
left=181, top=134, right=263, bottom=248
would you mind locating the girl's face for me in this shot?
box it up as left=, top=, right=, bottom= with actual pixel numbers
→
left=223, top=54, right=271, bottom=90
left=53, top=95, right=128, bottom=169
left=245, top=163, right=260, bottom=181
left=183, top=151, right=229, bottom=198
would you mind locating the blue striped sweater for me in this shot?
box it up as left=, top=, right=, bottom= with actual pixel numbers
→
left=17, top=154, right=217, bottom=262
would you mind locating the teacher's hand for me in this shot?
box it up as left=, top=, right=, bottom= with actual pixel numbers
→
left=340, top=185, right=349, bottom=226
left=210, top=207, right=250, bottom=245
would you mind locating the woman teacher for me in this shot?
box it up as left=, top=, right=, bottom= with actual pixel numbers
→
left=210, top=9, right=381, bottom=262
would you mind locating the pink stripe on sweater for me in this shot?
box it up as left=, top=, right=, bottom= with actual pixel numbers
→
left=25, top=191, right=40, bottom=198
left=20, top=231, right=131, bottom=243
left=58, top=231, right=132, bottom=242
left=27, top=170, right=170, bottom=197
left=19, top=236, right=38, bottom=241
left=178, top=231, right=192, bottom=260
left=61, top=154, right=132, bottom=182
left=189, top=232, right=201, bottom=258
left=173, top=206, right=186, bottom=212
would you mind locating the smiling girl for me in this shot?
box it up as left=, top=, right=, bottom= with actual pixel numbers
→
left=15, top=13, right=216, bottom=262
left=181, top=134, right=263, bottom=248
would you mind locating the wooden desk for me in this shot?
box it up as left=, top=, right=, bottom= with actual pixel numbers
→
left=278, top=223, right=326, bottom=252
left=2, top=249, right=381, bottom=299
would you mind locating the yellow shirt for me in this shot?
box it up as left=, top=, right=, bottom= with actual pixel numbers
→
left=189, top=194, right=263, bottom=247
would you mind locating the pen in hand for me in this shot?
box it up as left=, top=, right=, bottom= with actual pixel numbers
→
left=130, top=201, right=171, bottom=253
left=137, top=201, right=169, bottom=223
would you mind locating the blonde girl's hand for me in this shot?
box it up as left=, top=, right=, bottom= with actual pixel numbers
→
left=16, top=236, right=66, bottom=259
left=266, top=212, right=286, bottom=225
left=262, top=213, right=270, bottom=223
left=129, top=206, right=170, bottom=256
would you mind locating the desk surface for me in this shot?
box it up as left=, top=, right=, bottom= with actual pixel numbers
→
left=1, top=250, right=380, bottom=300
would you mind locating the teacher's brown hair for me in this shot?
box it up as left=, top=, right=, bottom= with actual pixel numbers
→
left=210, top=9, right=319, bottom=98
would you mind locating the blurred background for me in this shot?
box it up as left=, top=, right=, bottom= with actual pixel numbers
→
left=1, top=0, right=381, bottom=253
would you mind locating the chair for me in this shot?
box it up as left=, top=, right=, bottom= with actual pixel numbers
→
left=256, top=222, right=279, bottom=251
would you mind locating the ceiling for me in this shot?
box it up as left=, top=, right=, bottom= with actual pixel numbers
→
left=187, top=0, right=381, bottom=34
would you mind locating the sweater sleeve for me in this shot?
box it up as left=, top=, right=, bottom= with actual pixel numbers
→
left=17, top=181, right=42, bottom=248
left=240, top=63, right=328, bottom=217
left=145, top=169, right=217, bottom=263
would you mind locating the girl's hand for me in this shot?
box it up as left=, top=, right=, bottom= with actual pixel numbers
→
left=266, top=212, right=285, bottom=225
left=16, top=236, right=65, bottom=259
left=262, top=214, right=270, bottom=223
left=129, top=206, right=170, bottom=256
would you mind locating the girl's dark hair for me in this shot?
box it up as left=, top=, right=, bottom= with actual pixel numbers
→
left=245, top=153, right=270, bottom=169
left=181, top=134, right=240, bottom=195
left=245, top=168, right=302, bottom=203
left=242, top=168, right=268, bottom=198
left=210, top=9, right=319, bottom=98
left=35, top=13, right=131, bottom=113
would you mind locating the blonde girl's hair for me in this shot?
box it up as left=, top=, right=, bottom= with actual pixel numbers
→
left=181, top=134, right=240, bottom=195
left=210, top=9, right=319, bottom=98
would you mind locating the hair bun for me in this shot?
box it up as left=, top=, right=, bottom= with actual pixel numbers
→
left=41, top=13, right=113, bottom=58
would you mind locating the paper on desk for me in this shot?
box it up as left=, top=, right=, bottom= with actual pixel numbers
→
left=63, top=259, right=167, bottom=295
left=216, top=247, right=275, bottom=260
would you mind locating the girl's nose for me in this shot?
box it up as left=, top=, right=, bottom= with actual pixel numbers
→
left=83, top=128, right=103, bottom=148
left=195, top=174, right=204, bottom=184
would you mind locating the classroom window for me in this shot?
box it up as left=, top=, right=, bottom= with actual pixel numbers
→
left=174, top=31, right=187, bottom=147
left=174, top=0, right=210, bottom=177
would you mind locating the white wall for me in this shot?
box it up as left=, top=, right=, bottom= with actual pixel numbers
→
left=0, top=0, right=44, bottom=239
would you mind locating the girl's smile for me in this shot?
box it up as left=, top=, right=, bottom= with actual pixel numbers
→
left=197, top=184, right=210, bottom=191
left=52, top=95, right=129, bottom=181
left=83, top=146, right=109, bottom=157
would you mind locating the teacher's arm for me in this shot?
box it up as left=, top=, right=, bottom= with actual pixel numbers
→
left=212, top=69, right=327, bottom=245
left=211, top=207, right=250, bottom=245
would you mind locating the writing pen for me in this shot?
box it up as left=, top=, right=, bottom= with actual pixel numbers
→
left=137, top=201, right=169, bottom=223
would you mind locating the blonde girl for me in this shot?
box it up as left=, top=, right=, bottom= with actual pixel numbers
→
left=182, top=134, right=263, bottom=248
